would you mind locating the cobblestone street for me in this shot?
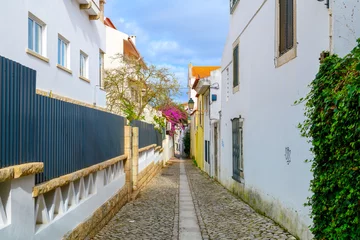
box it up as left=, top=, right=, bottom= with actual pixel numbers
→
left=93, top=159, right=295, bottom=240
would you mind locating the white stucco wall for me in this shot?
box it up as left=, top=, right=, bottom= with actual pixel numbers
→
left=209, top=69, right=222, bottom=121
left=0, top=0, right=107, bottom=107
left=220, top=1, right=331, bottom=239
left=331, top=0, right=360, bottom=56
left=0, top=160, right=126, bottom=240
left=104, top=25, right=129, bottom=69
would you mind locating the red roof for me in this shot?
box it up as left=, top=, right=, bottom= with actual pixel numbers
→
left=104, top=17, right=117, bottom=30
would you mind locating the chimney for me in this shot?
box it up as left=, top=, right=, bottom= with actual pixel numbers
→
left=100, top=0, right=106, bottom=23
left=130, top=35, right=136, bottom=46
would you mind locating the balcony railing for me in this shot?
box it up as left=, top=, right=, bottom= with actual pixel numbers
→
left=230, top=0, right=240, bottom=14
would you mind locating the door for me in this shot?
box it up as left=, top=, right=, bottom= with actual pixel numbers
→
left=214, top=124, right=218, bottom=179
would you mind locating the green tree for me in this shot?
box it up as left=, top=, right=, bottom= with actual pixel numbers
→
left=104, top=54, right=180, bottom=122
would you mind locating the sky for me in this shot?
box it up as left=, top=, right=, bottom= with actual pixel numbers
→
left=105, top=0, right=229, bottom=103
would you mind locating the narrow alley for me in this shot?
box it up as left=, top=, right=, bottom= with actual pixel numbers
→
left=93, top=160, right=296, bottom=240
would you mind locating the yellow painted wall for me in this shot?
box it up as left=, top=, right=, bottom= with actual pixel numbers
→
left=195, top=95, right=204, bottom=170
left=190, top=115, right=196, bottom=159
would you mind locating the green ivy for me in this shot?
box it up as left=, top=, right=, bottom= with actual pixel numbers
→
left=298, top=40, right=360, bottom=239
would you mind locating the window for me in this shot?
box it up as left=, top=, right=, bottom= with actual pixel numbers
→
left=279, top=0, right=294, bottom=55
left=205, top=140, right=210, bottom=164
left=58, top=36, right=69, bottom=68
left=99, top=50, right=104, bottom=88
left=233, top=45, right=239, bottom=88
left=28, top=14, right=45, bottom=55
left=232, top=117, right=244, bottom=182
left=230, top=0, right=240, bottom=14
left=276, top=0, right=296, bottom=67
left=80, top=51, right=88, bottom=78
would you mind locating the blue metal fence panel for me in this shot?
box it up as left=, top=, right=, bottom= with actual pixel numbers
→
left=131, top=120, right=162, bottom=149
left=0, top=55, right=125, bottom=184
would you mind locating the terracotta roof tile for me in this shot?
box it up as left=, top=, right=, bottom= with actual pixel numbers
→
left=104, top=17, right=117, bottom=30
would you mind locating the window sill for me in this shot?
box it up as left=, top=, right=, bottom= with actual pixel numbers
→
left=79, top=76, right=90, bottom=83
left=57, top=64, right=72, bottom=75
left=232, top=175, right=244, bottom=184
left=276, top=47, right=297, bottom=68
left=26, top=49, right=49, bottom=63
left=233, top=85, right=239, bottom=94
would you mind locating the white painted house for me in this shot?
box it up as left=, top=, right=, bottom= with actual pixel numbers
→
left=104, top=18, right=159, bottom=124
left=220, top=0, right=360, bottom=239
left=0, top=0, right=107, bottom=107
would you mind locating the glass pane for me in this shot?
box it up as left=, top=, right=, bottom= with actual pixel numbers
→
left=279, top=0, right=287, bottom=54
left=286, top=0, right=294, bottom=50
left=63, top=42, right=67, bottom=67
left=35, top=23, right=42, bottom=54
left=58, top=39, right=61, bottom=65
left=80, top=54, right=83, bottom=76
left=233, top=45, right=239, bottom=87
left=28, top=18, right=33, bottom=50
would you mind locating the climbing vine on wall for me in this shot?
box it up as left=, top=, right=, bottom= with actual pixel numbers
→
left=297, top=40, right=360, bottom=239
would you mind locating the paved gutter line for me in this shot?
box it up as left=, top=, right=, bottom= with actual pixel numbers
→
left=179, top=162, right=202, bottom=240
left=185, top=163, right=210, bottom=240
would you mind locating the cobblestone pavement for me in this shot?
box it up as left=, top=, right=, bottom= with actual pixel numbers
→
left=94, top=159, right=296, bottom=240
left=185, top=161, right=296, bottom=240
left=93, top=161, right=179, bottom=240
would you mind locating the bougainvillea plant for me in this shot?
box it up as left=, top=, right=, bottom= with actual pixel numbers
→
left=159, top=103, right=188, bottom=136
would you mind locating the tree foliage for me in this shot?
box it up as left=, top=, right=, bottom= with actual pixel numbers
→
left=104, top=54, right=180, bottom=122
left=298, top=40, right=360, bottom=239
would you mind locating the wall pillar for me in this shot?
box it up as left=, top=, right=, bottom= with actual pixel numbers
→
left=124, top=126, right=132, bottom=201
left=132, top=127, right=139, bottom=192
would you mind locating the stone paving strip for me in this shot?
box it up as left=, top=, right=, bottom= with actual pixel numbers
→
left=93, top=161, right=179, bottom=240
left=179, top=162, right=202, bottom=240
left=185, top=161, right=296, bottom=240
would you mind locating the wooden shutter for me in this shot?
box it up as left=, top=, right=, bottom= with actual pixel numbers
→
left=279, top=0, right=294, bottom=55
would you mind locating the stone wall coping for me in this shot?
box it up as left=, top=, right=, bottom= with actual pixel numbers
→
left=154, top=146, right=161, bottom=152
left=0, top=162, right=44, bottom=183
left=32, top=154, right=128, bottom=197
left=159, top=148, right=164, bottom=153
left=138, top=144, right=157, bottom=153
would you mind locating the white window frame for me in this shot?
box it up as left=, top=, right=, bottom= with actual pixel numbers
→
left=27, top=12, right=48, bottom=61
left=57, top=34, right=70, bottom=70
left=79, top=51, right=89, bottom=80
left=275, top=0, right=297, bottom=68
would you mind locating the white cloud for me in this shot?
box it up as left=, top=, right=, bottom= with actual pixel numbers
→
left=116, top=18, right=149, bottom=42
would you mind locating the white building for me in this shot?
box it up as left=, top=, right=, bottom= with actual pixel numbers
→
left=0, top=0, right=107, bottom=107
left=208, top=70, right=221, bottom=178
left=104, top=18, right=159, bottom=123
left=220, top=1, right=360, bottom=239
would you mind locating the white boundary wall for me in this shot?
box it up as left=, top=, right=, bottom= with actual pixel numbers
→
left=0, top=161, right=125, bottom=240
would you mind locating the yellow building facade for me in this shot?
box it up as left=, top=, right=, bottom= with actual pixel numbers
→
left=188, top=65, right=220, bottom=170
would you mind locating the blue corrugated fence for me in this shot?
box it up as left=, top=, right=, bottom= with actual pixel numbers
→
left=0, top=55, right=125, bottom=184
